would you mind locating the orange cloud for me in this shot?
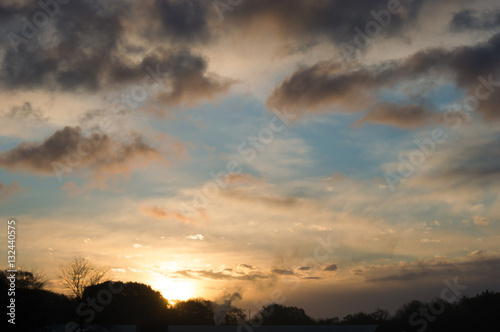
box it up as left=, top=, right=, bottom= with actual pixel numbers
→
left=140, top=203, right=209, bottom=224
left=228, top=173, right=264, bottom=185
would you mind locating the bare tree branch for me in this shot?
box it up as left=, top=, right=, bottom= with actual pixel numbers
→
left=58, top=257, right=109, bottom=299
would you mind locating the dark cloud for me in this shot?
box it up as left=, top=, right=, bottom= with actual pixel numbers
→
left=225, top=0, right=424, bottom=48
left=1, top=0, right=125, bottom=91
left=351, top=269, right=365, bottom=276
left=0, top=2, right=33, bottom=24
left=267, top=32, right=500, bottom=125
left=0, top=1, right=233, bottom=106
left=238, top=264, right=255, bottom=270
left=271, top=268, right=294, bottom=275
left=297, top=266, right=311, bottom=271
left=450, top=9, right=500, bottom=31
left=323, top=264, right=338, bottom=272
left=416, top=135, right=500, bottom=190
left=285, top=258, right=500, bottom=318
left=149, top=48, right=236, bottom=106
left=2, top=102, right=48, bottom=122
left=154, top=0, right=210, bottom=43
left=266, top=60, right=380, bottom=114
left=366, top=257, right=500, bottom=282
left=172, top=268, right=268, bottom=281
left=214, top=291, right=243, bottom=325
left=0, top=181, right=20, bottom=200
left=140, top=204, right=201, bottom=224
left=221, top=189, right=301, bottom=208
left=355, top=103, right=436, bottom=128
left=0, top=126, right=164, bottom=182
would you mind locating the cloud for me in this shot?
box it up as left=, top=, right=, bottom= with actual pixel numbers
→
left=267, top=32, right=500, bottom=125
left=172, top=268, right=268, bottom=281
left=214, top=291, right=243, bottom=325
left=468, top=250, right=486, bottom=257
left=473, top=216, right=489, bottom=226
left=267, top=60, right=367, bottom=114
left=223, top=0, right=423, bottom=47
left=450, top=9, right=500, bottom=31
left=323, top=264, right=338, bottom=272
left=2, top=102, right=48, bottom=122
left=412, top=134, right=500, bottom=190
left=139, top=204, right=205, bottom=224
left=238, top=264, right=255, bottom=270
left=355, top=103, right=437, bottom=128
left=153, top=0, right=210, bottom=43
left=0, top=2, right=234, bottom=107
left=221, top=188, right=301, bottom=209
left=153, top=48, right=236, bottom=106
left=0, top=181, right=20, bottom=200
left=0, top=126, right=166, bottom=187
left=227, top=173, right=264, bottom=185
left=271, top=268, right=294, bottom=275
left=1, top=0, right=125, bottom=91
left=366, top=255, right=500, bottom=282
left=186, top=234, right=205, bottom=240
left=350, top=269, right=365, bottom=276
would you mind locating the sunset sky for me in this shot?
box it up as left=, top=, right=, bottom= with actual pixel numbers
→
left=1, top=0, right=500, bottom=318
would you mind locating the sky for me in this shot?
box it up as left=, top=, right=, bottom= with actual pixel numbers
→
left=1, top=0, right=500, bottom=319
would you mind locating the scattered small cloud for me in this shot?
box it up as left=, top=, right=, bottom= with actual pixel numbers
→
left=473, top=216, right=489, bottom=226
left=271, top=269, right=294, bottom=275
left=238, top=264, right=255, bottom=270
left=323, top=264, right=338, bottom=272
left=140, top=203, right=206, bottom=224
left=186, top=234, right=205, bottom=240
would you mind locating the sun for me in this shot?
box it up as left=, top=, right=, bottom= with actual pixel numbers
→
left=155, top=278, right=196, bottom=301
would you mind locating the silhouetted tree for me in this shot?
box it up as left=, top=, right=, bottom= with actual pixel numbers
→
left=218, top=306, right=247, bottom=325
left=253, top=303, right=315, bottom=325
left=371, top=308, right=390, bottom=322
left=81, top=281, right=169, bottom=327
left=450, top=290, right=500, bottom=332
left=1, top=270, right=72, bottom=331
left=342, top=312, right=376, bottom=325
left=316, top=317, right=340, bottom=325
left=59, top=257, right=109, bottom=300
left=173, top=298, right=215, bottom=325
left=376, top=292, right=500, bottom=332
left=342, top=308, right=390, bottom=325
left=394, top=299, right=425, bottom=321
left=0, top=268, right=46, bottom=290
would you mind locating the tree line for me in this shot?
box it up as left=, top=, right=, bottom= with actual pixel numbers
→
left=1, top=259, right=499, bottom=332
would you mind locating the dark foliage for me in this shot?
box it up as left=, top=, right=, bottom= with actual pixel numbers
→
left=1, top=270, right=499, bottom=332
left=252, top=303, right=315, bottom=325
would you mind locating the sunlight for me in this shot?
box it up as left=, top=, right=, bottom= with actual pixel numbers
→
left=155, top=278, right=196, bottom=301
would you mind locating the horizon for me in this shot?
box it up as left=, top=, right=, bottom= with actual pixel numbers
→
left=5, top=268, right=497, bottom=321
left=1, top=0, right=500, bottom=322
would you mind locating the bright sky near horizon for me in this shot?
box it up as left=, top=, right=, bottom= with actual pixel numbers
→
left=1, top=0, right=500, bottom=318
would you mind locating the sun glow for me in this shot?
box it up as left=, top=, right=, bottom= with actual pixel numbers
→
left=156, top=278, right=196, bottom=301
